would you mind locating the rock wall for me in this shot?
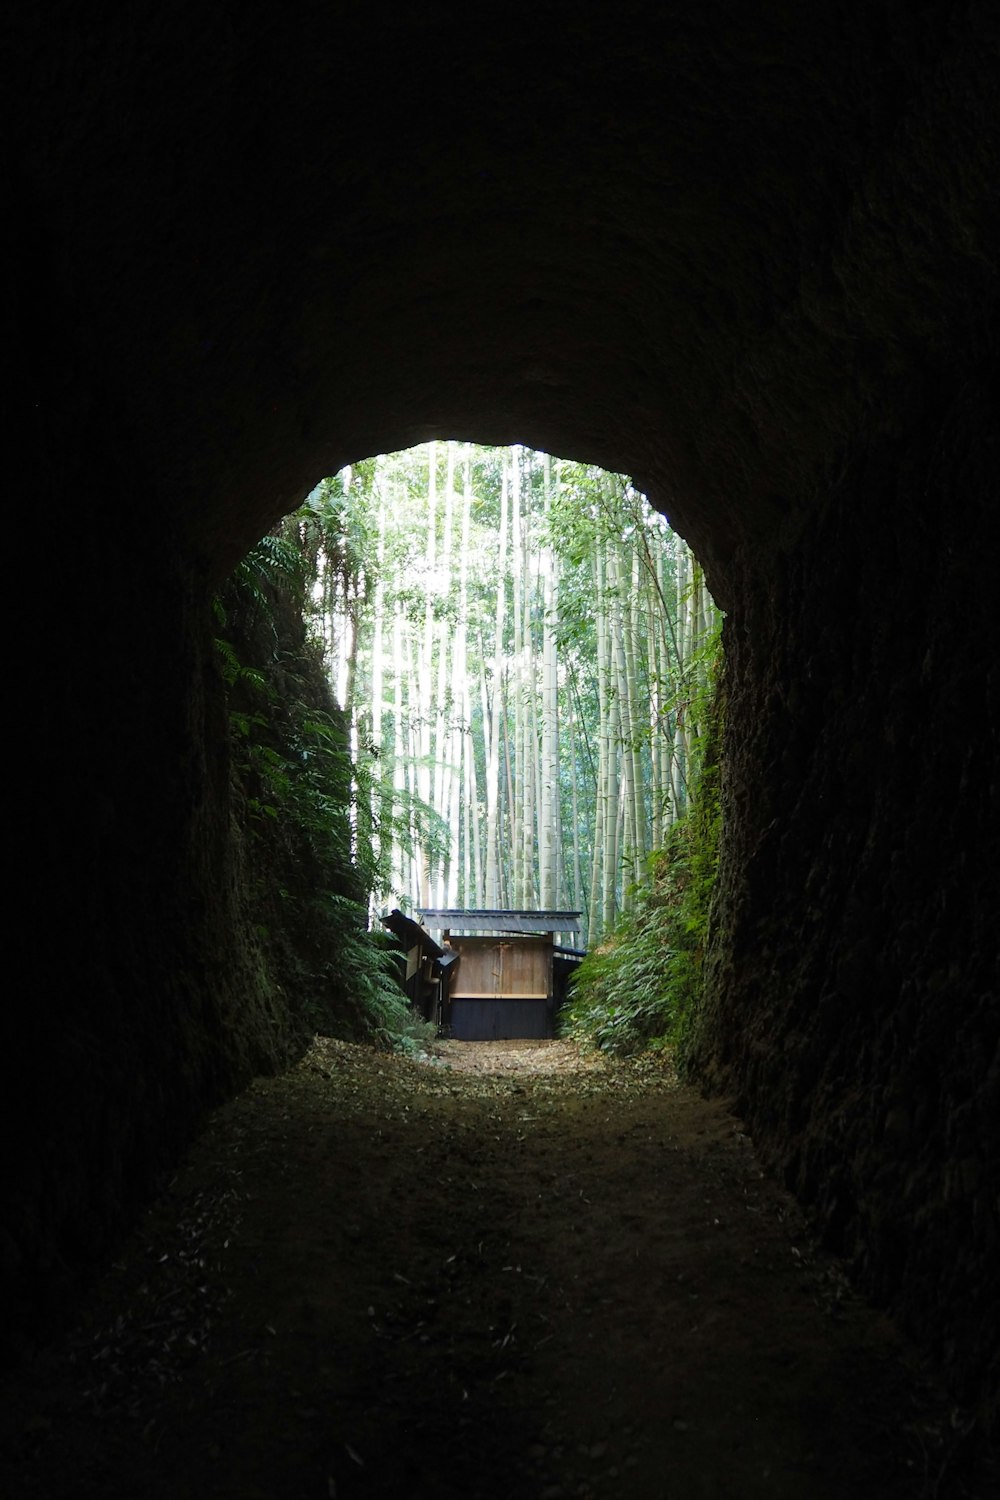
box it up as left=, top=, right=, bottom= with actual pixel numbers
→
left=695, top=367, right=1000, bottom=1422
left=6, top=513, right=301, bottom=1356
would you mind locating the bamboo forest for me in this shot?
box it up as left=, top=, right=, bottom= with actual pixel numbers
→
left=290, top=441, right=720, bottom=948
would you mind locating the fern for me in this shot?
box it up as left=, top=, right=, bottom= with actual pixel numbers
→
left=561, top=661, right=723, bottom=1060
left=216, top=520, right=444, bottom=1049
left=229, top=533, right=305, bottom=612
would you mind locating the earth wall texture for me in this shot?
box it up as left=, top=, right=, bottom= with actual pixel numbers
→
left=695, top=373, right=1000, bottom=1423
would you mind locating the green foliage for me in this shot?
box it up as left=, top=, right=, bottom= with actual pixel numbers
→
left=214, top=635, right=255, bottom=689
left=215, top=528, right=419, bottom=1048
left=213, top=534, right=305, bottom=630
left=365, top=776, right=451, bottom=901
left=560, top=659, right=723, bottom=1059
left=321, top=896, right=417, bottom=1044
left=390, top=1011, right=441, bottom=1058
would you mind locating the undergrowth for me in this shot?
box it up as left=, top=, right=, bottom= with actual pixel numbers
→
left=561, top=676, right=722, bottom=1062
left=215, top=528, right=421, bottom=1049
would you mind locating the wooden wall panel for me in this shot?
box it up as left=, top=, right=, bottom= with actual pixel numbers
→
left=450, top=999, right=551, bottom=1040
left=449, top=938, right=553, bottom=999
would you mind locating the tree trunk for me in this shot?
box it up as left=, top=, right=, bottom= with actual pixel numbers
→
left=484, top=452, right=508, bottom=907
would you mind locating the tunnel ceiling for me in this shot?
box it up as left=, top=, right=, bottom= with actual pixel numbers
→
left=15, top=2, right=997, bottom=592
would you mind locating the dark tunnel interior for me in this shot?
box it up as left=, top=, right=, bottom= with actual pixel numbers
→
left=5, top=0, right=998, bottom=1438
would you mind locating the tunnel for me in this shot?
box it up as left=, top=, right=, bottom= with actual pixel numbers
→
left=7, top=0, right=999, bottom=1436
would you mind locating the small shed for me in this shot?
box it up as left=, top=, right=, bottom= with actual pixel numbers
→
left=417, top=909, right=582, bottom=1040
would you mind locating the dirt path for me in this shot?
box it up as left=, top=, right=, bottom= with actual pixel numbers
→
left=1, top=1039, right=992, bottom=1498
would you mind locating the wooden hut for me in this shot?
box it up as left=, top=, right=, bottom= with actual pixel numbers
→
left=417, top=909, right=582, bottom=1040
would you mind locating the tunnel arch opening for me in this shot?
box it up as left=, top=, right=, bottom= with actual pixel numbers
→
left=220, top=438, right=722, bottom=1054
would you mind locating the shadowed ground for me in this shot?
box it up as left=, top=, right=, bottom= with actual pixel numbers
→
left=2, top=1040, right=993, bottom=1498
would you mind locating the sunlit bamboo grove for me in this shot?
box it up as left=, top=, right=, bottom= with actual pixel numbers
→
left=288, top=442, right=719, bottom=946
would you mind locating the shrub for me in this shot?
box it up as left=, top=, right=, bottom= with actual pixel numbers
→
left=561, top=682, right=722, bottom=1060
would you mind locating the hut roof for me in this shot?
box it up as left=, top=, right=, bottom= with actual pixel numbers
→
left=417, top=909, right=581, bottom=936
left=380, top=908, right=444, bottom=957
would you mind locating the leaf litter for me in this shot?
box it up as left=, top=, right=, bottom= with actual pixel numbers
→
left=1, top=1037, right=993, bottom=1498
